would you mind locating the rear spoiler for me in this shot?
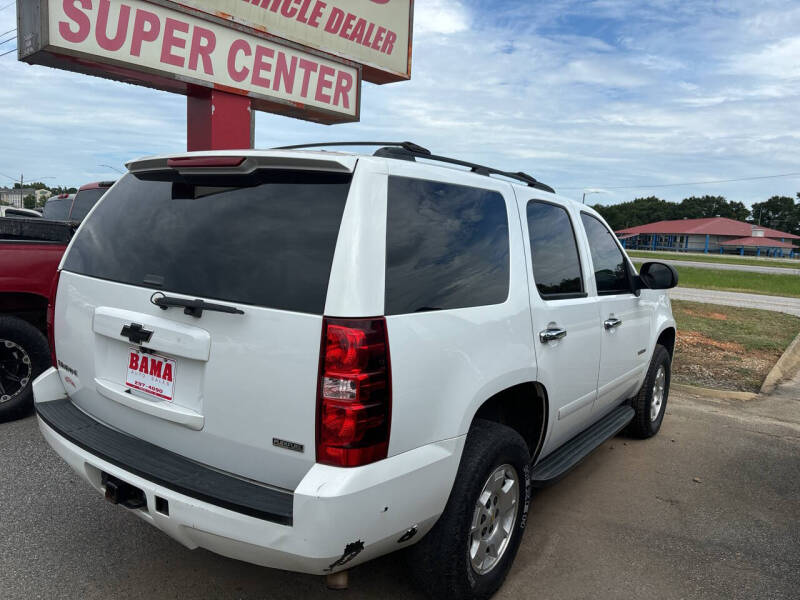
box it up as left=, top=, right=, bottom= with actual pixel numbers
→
left=0, top=217, right=77, bottom=244
left=127, top=151, right=357, bottom=176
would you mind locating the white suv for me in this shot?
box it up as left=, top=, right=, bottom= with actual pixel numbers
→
left=33, top=143, right=677, bottom=599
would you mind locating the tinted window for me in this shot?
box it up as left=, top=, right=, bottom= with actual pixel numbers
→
left=70, top=188, right=108, bottom=221
left=580, top=213, right=631, bottom=295
left=527, top=201, right=583, bottom=298
left=63, top=171, right=351, bottom=314
left=385, top=176, right=509, bottom=314
left=43, top=197, right=72, bottom=220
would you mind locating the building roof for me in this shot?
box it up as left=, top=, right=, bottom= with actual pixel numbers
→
left=616, top=217, right=800, bottom=240
left=719, top=237, right=797, bottom=248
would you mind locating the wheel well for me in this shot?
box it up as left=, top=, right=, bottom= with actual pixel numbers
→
left=657, top=327, right=676, bottom=358
left=0, top=293, right=48, bottom=334
left=472, top=382, right=548, bottom=460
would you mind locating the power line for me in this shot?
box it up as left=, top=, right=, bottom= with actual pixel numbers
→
left=559, top=171, right=800, bottom=191
left=0, top=46, right=16, bottom=57
left=0, top=28, right=16, bottom=37
left=0, top=2, right=16, bottom=11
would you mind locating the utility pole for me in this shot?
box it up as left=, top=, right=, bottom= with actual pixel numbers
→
left=1, top=172, right=54, bottom=207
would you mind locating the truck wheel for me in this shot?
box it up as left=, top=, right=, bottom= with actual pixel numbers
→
left=407, top=419, right=531, bottom=600
left=0, top=316, right=50, bottom=422
left=627, top=344, right=671, bottom=439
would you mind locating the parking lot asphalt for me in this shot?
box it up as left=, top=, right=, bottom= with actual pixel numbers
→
left=2, top=390, right=798, bottom=600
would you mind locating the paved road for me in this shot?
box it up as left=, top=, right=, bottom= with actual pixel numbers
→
left=645, top=258, right=800, bottom=276
left=670, top=287, right=800, bottom=316
left=2, top=391, right=799, bottom=600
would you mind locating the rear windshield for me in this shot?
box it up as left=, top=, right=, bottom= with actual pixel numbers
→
left=63, top=171, right=351, bottom=314
left=69, top=188, right=107, bottom=222
left=43, top=197, right=72, bottom=220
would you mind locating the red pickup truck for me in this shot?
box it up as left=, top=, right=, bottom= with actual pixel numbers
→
left=0, top=218, right=74, bottom=420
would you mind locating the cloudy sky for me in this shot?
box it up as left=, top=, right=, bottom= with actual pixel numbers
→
left=1, top=0, right=800, bottom=207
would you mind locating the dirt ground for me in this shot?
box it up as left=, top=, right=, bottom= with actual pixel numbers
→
left=671, top=300, right=800, bottom=391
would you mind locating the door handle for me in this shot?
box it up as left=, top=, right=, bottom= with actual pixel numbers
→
left=604, top=317, right=623, bottom=330
left=539, top=327, right=567, bottom=343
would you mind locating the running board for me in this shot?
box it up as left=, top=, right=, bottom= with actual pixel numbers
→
left=531, top=405, right=634, bottom=486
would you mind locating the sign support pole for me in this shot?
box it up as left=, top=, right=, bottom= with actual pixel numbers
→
left=187, top=88, right=254, bottom=152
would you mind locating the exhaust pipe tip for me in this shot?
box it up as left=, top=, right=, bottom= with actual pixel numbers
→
left=325, top=571, right=349, bottom=590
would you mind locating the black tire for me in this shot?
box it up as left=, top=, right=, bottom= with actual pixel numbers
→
left=407, top=419, right=531, bottom=600
left=0, top=316, right=51, bottom=422
left=627, top=344, right=671, bottom=439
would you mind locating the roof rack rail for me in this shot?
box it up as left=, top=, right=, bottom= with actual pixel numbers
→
left=271, top=141, right=556, bottom=194
left=274, top=141, right=432, bottom=155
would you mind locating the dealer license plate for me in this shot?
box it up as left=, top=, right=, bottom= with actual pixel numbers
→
left=125, top=347, right=176, bottom=402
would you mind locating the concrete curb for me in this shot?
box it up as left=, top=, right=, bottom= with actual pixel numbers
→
left=671, top=383, right=757, bottom=401
left=760, top=332, right=800, bottom=395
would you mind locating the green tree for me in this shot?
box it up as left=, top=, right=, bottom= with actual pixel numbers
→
left=592, top=196, right=677, bottom=231
left=14, top=181, right=50, bottom=191
left=727, top=201, right=750, bottom=222
left=49, top=186, right=77, bottom=195
left=23, top=194, right=37, bottom=209
left=751, top=196, right=799, bottom=235
left=677, top=195, right=749, bottom=220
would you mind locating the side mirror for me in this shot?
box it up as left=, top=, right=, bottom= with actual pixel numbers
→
left=637, top=262, right=679, bottom=290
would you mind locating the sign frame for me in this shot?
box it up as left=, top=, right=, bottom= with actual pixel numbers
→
left=17, top=0, right=362, bottom=125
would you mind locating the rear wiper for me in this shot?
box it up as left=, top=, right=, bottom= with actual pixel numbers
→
left=150, top=293, right=244, bottom=318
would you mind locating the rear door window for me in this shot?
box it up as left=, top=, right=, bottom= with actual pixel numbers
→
left=385, top=176, right=510, bottom=314
left=580, top=213, right=632, bottom=295
left=527, top=201, right=584, bottom=299
left=63, top=171, right=351, bottom=314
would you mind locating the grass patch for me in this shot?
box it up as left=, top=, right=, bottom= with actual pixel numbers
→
left=628, top=250, right=799, bottom=269
left=671, top=300, right=800, bottom=392
left=633, top=262, right=800, bottom=298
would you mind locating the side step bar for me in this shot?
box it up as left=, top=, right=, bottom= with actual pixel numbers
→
left=531, top=405, right=634, bottom=486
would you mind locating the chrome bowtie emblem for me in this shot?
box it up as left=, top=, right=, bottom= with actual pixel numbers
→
left=120, top=323, right=153, bottom=345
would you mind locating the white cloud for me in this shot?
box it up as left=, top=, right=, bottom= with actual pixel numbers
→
left=1, top=1, right=800, bottom=208
left=729, top=36, right=800, bottom=79
left=414, top=0, right=469, bottom=35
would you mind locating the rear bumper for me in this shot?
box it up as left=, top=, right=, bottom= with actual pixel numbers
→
left=33, top=368, right=465, bottom=574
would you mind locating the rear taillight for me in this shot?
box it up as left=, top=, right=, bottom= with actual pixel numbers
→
left=316, top=318, right=391, bottom=467
left=46, top=270, right=61, bottom=367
